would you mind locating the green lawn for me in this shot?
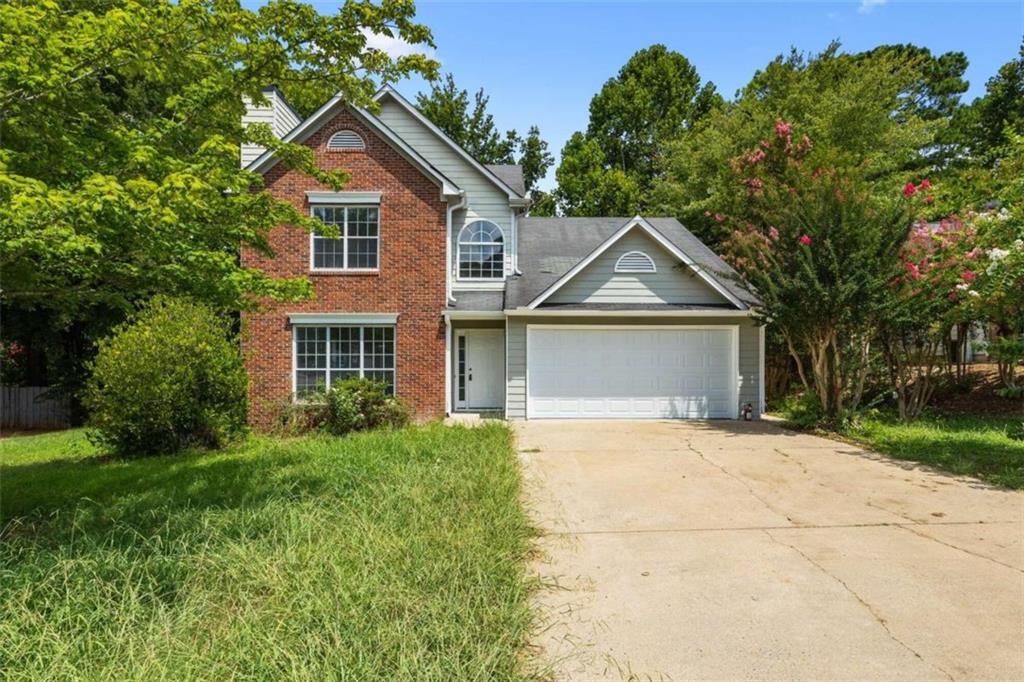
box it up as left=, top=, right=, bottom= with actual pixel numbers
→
left=0, top=425, right=537, bottom=680
left=845, top=413, right=1024, bottom=489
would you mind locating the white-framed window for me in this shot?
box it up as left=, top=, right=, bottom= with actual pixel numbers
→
left=615, top=250, right=656, bottom=273
left=311, top=205, right=379, bottom=271
left=293, top=325, right=395, bottom=397
left=327, top=130, right=365, bottom=151
left=457, top=220, right=505, bottom=280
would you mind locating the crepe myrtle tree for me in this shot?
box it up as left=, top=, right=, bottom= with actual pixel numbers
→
left=719, top=120, right=930, bottom=424
left=880, top=213, right=976, bottom=420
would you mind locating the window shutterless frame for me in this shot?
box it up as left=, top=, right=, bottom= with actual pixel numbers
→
left=456, top=220, right=505, bottom=281
left=309, top=205, right=380, bottom=272
left=291, top=324, right=396, bottom=399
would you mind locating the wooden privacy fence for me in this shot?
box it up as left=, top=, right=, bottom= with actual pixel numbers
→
left=1, top=386, right=70, bottom=430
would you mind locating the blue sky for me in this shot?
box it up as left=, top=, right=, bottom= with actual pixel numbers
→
left=303, top=1, right=1023, bottom=189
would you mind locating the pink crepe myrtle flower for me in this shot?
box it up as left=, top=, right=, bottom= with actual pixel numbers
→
left=924, top=195, right=934, bottom=205
left=918, top=179, right=931, bottom=190
left=902, top=182, right=917, bottom=197
left=774, top=120, right=793, bottom=138
left=904, top=261, right=922, bottom=280
left=746, top=149, right=766, bottom=165
left=961, top=269, right=977, bottom=283
left=745, top=177, right=764, bottom=192
left=966, top=247, right=982, bottom=260
left=768, top=226, right=780, bottom=241
left=759, top=139, right=771, bottom=149
left=798, top=234, right=812, bottom=246
left=713, top=213, right=725, bottom=223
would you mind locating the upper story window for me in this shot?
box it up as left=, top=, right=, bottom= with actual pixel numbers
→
left=327, top=130, right=365, bottom=151
left=615, top=251, right=656, bottom=274
left=311, top=206, right=379, bottom=271
left=458, top=220, right=504, bottom=280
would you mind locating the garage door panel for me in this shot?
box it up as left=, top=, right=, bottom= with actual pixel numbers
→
left=527, top=327, right=736, bottom=419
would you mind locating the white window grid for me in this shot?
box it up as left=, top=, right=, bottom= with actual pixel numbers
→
left=293, top=325, right=395, bottom=397
left=310, top=205, right=379, bottom=271
left=457, top=220, right=505, bottom=280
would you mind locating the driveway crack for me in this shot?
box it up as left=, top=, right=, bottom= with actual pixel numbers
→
left=896, top=524, right=1024, bottom=574
left=763, top=529, right=956, bottom=682
left=685, top=440, right=798, bottom=526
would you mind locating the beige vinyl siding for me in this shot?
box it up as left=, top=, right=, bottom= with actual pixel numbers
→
left=241, top=91, right=301, bottom=167
left=546, top=230, right=729, bottom=306
left=376, top=99, right=514, bottom=279
left=505, top=316, right=762, bottom=420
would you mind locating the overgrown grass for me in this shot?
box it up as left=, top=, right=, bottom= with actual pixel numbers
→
left=0, top=425, right=536, bottom=680
left=846, top=412, right=1024, bottom=489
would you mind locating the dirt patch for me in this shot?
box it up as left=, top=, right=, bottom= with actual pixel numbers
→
left=934, top=364, right=1023, bottom=417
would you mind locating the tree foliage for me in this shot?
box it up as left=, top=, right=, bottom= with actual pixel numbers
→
left=0, top=0, right=437, bottom=396
left=653, top=43, right=946, bottom=244
left=415, top=73, right=553, bottom=193
left=1, top=0, right=436, bottom=314
left=720, top=120, right=927, bottom=422
left=554, top=45, right=720, bottom=216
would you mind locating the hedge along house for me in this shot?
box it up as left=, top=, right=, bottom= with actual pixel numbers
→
left=240, top=85, right=764, bottom=426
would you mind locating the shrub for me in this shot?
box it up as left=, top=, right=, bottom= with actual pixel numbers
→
left=324, top=378, right=409, bottom=435
left=83, top=297, right=247, bottom=455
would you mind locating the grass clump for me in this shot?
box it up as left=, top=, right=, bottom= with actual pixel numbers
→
left=0, top=424, right=536, bottom=680
left=846, top=412, right=1024, bottom=489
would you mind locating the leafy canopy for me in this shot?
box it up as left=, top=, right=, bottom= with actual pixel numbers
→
left=0, top=0, right=438, bottom=318
left=553, top=45, right=720, bottom=216
left=653, top=43, right=951, bottom=244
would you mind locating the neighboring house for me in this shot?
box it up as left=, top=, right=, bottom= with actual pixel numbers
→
left=241, top=86, right=764, bottom=426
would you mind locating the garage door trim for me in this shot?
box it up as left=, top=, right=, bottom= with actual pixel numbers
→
left=525, top=324, right=740, bottom=420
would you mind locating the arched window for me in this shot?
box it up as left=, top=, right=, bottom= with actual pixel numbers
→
left=615, top=250, right=656, bottom=273
left=327, top=130, right=365, bottom=151
left=458, top=220, right=505, bottom=279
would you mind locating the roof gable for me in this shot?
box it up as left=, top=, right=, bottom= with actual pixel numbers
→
left=545, top=228, right=731, bottom=307
left=507, top=216, right=755, bottom=310
left=244, top=95, right=460, bottom=196
left=373, top=86, right=526, bottom=202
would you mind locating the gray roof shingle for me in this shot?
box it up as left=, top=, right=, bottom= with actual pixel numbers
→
left=506, top=217, right=757, bottom=310
left=485, top=164, right=526, bottom=197
left=447, top=290, right=504, bottom=312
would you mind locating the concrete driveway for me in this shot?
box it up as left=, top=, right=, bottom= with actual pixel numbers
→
left=518, top=420, right=1024, bottom=681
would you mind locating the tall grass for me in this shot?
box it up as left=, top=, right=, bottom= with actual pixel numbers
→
left=1, top=425, right=535, bottom=680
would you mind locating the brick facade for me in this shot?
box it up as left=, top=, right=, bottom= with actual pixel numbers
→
left=242, top=110, right=448, bottom=427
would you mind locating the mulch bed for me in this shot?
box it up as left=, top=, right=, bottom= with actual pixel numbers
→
left=933, top=363, right=1023, bottom=417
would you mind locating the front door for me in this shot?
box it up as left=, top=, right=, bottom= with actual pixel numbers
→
left=461, top=330, right=504, bottom=409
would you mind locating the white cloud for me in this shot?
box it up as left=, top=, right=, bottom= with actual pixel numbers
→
left=360, top=29, right=435, bottom=60
left=858, top=0, right=888, bottom=14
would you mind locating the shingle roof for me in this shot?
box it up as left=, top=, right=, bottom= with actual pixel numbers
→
left=505, top=217, right=757, bottom=310
left=485, top=165, right=526, bottom=197
left=447, top=290, right=504, bottom=312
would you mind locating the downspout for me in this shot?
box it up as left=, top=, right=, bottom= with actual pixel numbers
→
left=446, top=191, right=467, bottom=304
left=444, top=192, right=466, bottom=417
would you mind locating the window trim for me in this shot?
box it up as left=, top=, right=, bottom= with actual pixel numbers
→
left=291, top=324, right=396, bottom=399
left=309, top=204, right=380, bottom=273
left=456, top=220, right=506, bottom=282
left=614, top=250, right=657, bottom=274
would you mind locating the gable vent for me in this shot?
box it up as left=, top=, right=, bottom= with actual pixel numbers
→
left=327, top=130, right=365, bottom=151
left=615, top=251, right=656, bottom=273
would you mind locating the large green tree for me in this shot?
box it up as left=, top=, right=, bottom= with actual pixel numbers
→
left=652, top=43, right=950, bottom=244
left=0, top=0, right=438, bottom=398
left=415, top=74, right=553, bottom=195
left=553, top=45, right=721, bottom=216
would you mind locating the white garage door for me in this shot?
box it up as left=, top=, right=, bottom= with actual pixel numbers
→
left=527, top=327, right=737, bottom=419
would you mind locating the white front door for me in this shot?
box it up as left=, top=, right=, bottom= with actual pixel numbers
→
left=527, top=326, right=738, bottom=419
left=463, top=330, right=504, bottom=409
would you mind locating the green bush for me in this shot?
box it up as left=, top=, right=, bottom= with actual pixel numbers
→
left=83, top=297, right=247, bottom=456
left=324, top=378, right=409, bottom=435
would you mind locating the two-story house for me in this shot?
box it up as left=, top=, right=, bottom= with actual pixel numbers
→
left=241, top=86, right=764, bottom=426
